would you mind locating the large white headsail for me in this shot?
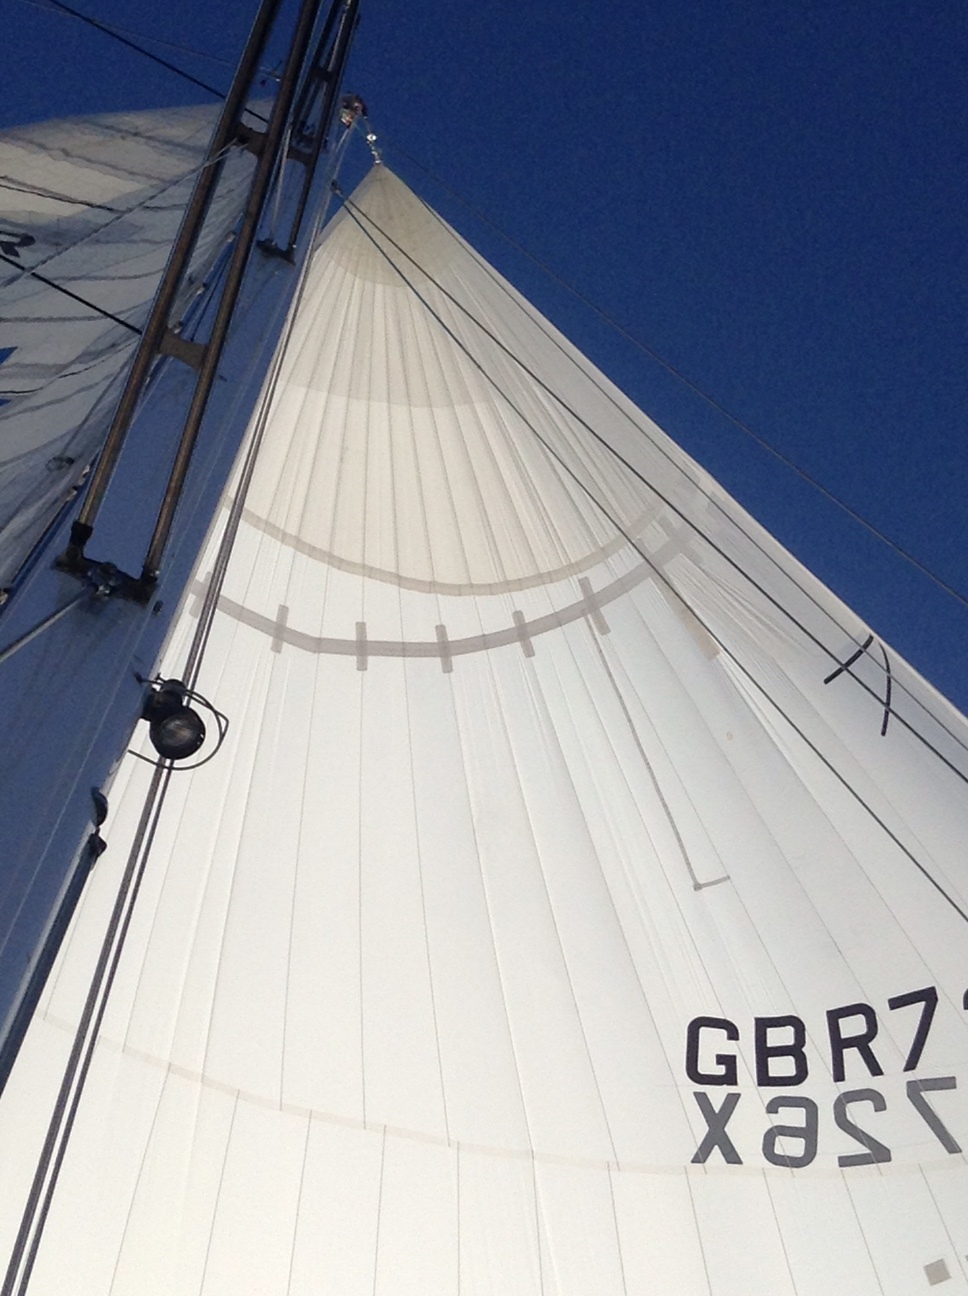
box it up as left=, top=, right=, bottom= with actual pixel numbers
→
left=3, top=166, right=968, bottom=1294
left=0, top=103, right=256, bottom=584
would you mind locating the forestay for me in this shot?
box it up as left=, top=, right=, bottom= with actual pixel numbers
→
left=0, top=104, right=255, bottom=585
left=3, top=166, right=968, bottom=1295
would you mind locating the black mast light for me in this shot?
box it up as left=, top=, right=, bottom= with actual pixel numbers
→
left=141, top=680, right=206, bottom=761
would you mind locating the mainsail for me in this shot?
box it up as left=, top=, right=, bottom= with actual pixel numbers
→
left=0, top=103, right=256, bottom=585
left=2, top=164, right=968, bottom=1294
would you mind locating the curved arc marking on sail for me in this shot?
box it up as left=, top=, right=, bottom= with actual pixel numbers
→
left=193, top=558, right=662, bottom=659
left=204, top=536, right=968, bottom=932
left=239, top=503, right=664, bottom=595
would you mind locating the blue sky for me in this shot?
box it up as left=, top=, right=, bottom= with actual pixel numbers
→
left=3, top=0, right=968, bottom=711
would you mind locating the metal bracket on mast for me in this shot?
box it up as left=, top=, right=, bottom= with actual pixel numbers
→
left=234, top=123, right=269, bottom=156
left=157, top=329, right=206, bottom=371
left=259, top=0, right=361, bottom=261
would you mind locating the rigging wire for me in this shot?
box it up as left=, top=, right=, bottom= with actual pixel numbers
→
left=11, top=0, right=272, bottom=122
left=13, top=0, right=262, bottom=69
left=388, top=142, right=968, bottom=616
left=27, top=0, right=229, bottom=102
left=341, top=194, right=968, bottom=772
left=0, top=178, right=120, bottom=214
left=0, top=762, right=173, bottom=1296
left=337, top=198, right=968, bottom=926
left=0, top=252, right=141, bottom=334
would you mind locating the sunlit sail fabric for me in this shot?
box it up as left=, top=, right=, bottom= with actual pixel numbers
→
left=0, top=103, right=255, bottom=584
left=3, top=166, right=968, bottom=1294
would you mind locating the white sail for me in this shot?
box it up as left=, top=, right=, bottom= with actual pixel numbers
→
left=0, top=103, right=256, bottom=585
left=3, top=165, right=968, bottom=1294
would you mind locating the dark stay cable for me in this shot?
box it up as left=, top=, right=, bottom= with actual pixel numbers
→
left=14, top=0, right=243, bottom=68
left=41, top=0, right=228, bottom=101
left=0, top=253, right=142, bottom=335
left=33, top=0, right=274, bottom=123
left=27, top=1, right=269, bottom=125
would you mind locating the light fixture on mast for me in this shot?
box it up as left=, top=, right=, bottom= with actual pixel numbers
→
left=138, top=677, right=228, bottom=766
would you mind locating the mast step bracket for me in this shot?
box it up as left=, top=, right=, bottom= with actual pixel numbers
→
left=52, top=550, right=156, bottom=605
left=158, top=330, right=206, bottom=371
left=257, top=238, right=296, bottom=263
left=235, top=123, right=267, bottom=156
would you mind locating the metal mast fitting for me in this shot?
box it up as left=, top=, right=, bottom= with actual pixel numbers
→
left=263, top=0, right=361, bottom=260
left=58, top=0, right=360, bottom=601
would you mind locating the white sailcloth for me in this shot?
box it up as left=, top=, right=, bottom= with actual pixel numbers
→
left=3, top=165, right=968, bottom=1295
left=0, top=103, right=256, bottom=584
